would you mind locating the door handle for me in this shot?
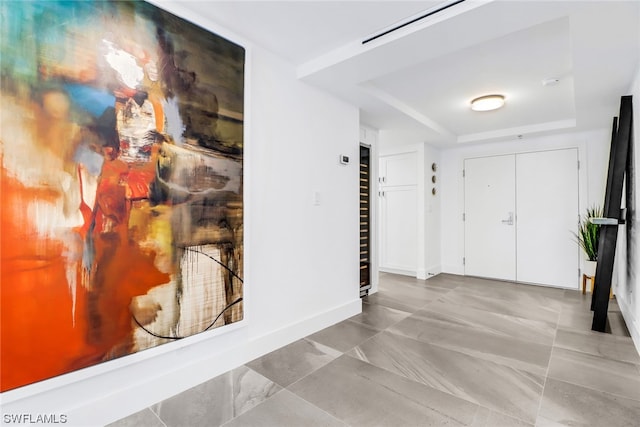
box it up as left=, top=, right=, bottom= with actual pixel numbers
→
left=501, top=212, right=514, bottom=225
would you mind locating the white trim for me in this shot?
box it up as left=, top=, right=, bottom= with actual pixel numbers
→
left=417, top=143, right=427, bottom=281
left=457, top=119, right=577, bottom=144
left=0, top=299, right=362, bottom=426
left=379, top=142, right=423, bottom=157
left=379, top=266, right=417, bottom=277
left=426, top=264, right=443, bottom=277
left=616, top=296, right=640, bottom=357
left=0, top=319, right=248, bottom=404
left=296, top=0, right=491, bottom=79
left=2, top=0, right=254, bottom=407
left=360, top=83, right=455, bottom=138
left=441, top=264, right=465, bottom=275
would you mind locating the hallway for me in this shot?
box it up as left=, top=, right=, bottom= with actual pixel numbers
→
left=110, top=273, right=640, bottom=426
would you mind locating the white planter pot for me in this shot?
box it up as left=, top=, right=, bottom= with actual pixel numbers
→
left=583, top=260, right=597, bottom=277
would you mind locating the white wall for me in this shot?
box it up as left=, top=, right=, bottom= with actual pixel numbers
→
left=425, top=144, right=442, bottom=277
left=615, top=64, right=640, bottom=354
left=248, top=47, right=360, bottom=339
left=378, top=130, right=442, bottom=280
left=0, top=3, right=362, bottom=425
left=440, top=129, right=611, bottom=275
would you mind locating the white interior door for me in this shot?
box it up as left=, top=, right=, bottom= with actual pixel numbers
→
left=516, top=149, right=579, bottom=288
left=380, top=187, right=417, bottom=272
left=380, top=152, right=417, bottom=186
left=464, top=155, right=516, bottom=281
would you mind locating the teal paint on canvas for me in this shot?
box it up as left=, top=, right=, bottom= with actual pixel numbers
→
left=1, top=0, right=245, bottom=392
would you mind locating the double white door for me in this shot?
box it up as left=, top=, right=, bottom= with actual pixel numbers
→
left=464, top=149, right=579, bottom=288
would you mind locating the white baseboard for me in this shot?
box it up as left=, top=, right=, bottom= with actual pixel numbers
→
left=0, top=299, right=362, bottom=427
left=441, top=264, right=464, bottom=275
left=426, top=264, right=442, bottom=278
left=379, top=266, right=416, bottom=277
left=616, top=296, right=640, bottom=357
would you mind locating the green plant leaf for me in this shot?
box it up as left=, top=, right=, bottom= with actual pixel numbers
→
left=572, top=205, right=602, bottom=261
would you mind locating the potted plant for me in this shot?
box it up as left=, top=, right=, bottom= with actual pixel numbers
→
left=575, top=205, right=602, bottom=277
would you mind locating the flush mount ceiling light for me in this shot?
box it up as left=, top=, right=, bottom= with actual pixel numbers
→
left=470, top=94, right=505, bottom=112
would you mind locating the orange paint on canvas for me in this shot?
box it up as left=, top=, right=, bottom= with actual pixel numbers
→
left=0, top=170, right=92, bottom=390
left=2, top=0, right=244, bottom=392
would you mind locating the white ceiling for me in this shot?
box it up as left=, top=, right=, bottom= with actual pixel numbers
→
left=166, top=0, right=640, bottom=147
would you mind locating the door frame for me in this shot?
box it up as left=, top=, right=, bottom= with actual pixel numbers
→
left=377, top=143, right=428, bottom=279
left=463, top=148, right=582, bottom=288
left=463, top=154, right=517, bottom=281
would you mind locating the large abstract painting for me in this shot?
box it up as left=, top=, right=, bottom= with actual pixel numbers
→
left=0, top=1, right=244, bottom=391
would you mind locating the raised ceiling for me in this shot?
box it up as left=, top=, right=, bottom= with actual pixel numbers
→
left=160, top=0, right=640, bottom=146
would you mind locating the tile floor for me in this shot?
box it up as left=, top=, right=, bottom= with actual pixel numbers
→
left=109, top=273, right=640, bottom=427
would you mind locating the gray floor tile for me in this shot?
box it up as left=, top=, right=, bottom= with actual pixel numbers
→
left=562, top=289, right=593, bottom=303
left=554, top=328, right=640, bottom=364
left=232, top=366, right=282, bottom=416
left=537, top=378, right=640, bottom=427
left=470, top=407, right=533, bottom=427
left=439, top=289, right=560, bottom=324
left=107, top=272, right=640, bottom=427
left=608, top=298, right=622, bottom=312
left=560, top=290, right=622, bottom=314
left=559, top=291, right=593, bottom=317
left=152, top=371, right=233, bottom=427
left=560, top=291, right=619, bottom=311
left=374, top=279, right=451, bottom=310
left=106, top=408, right=165, bottom=427
left=306, top=319, right=379, bottom=352
left=466, top=276, right=563, bottom=297
left=289, top=354, right=481, bottom=426
left=246, top=338, right=340, bottom=387
left=558, top=309, right=600, bottom=331
left=456, top=279, right=564, bottom=313
left=378, top=272, right=427, bottom=287
left=547, top=347, right=640, bottom=401
left=389, top=306, right=553, bottom=375
left=424, top=273, right=468, bottom=289
left=409, top=299, right=556, bottom=345
left=608, top=311, right=632, bottom=336
left=223, top=390, right=346, bottom=427
left=348, top=301, right=411, bottom=331
left=558, top=299, right=629, bottom=336
left=363, top=290, right=431, bottom=313
left=348, top=331, right=544, bottom=424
